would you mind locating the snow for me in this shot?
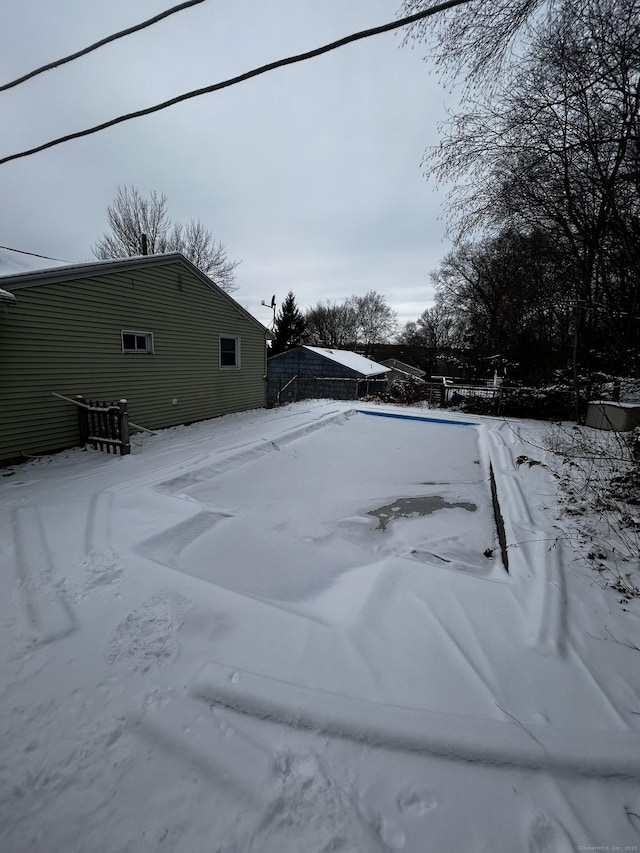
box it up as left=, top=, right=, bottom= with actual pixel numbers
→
left=591, top=400, right=640, bottom=409
left=302, top=345, right=392, bottom=376
left=1, top=401, right=639, bottom=852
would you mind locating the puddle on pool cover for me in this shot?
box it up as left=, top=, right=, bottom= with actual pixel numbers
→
left=368, top=495, right=477, bottom=531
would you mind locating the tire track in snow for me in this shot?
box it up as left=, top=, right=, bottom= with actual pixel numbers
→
left=12, top=507, right=77, bottom=644
left=83, top=490, right=115, bottom=555
left=79, top=490, right=126, bottom=592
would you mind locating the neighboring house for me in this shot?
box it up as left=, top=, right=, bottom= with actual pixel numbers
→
left=0, top=253, right=271, bottom=464
left=379, top=358, right=426, bottom=383
left=267, top=345, right=390, bottom=404
left=367, top=343, right=432, bottom=374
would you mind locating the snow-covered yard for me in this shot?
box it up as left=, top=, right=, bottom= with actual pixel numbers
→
left=1, top=401, right=639, bottom=852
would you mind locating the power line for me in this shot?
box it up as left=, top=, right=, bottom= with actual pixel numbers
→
left=0, top=0, right=474, bottom=167
left=0, top=244, right=70, bottom=262
left=0, top=0, right=207, bottom=93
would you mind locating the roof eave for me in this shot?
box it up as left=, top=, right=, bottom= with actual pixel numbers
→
left=0, top=253, right=270, bottom=336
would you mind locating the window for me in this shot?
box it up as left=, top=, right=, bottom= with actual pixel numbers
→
left=219, top=334, right=240, bottom=368
left=121, top=330, right=154, bottom=353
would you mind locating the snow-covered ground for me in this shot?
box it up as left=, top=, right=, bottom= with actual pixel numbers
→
left=1, top=401, right=639, bottom=852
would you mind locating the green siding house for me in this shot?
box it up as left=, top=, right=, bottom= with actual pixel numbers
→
left=0, top=253, right=271, bottom=464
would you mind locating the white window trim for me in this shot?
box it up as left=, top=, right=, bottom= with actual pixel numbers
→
left=121, top=330, right=154, bottom=354
left=219, top=333, right=241, bottom=369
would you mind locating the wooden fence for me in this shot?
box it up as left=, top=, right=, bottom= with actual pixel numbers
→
left=76, top=395, right=130, bottom=456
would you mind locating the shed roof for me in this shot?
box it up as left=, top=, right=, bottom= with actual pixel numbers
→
left=385, top=366, right=426, bottom=383
left=380, top=357, right=426, bottom=378
left=302, top=346, right=391, bottom=377
left=0, top=252, right=271, bottom=337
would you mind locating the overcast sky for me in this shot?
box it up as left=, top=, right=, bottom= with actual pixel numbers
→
left=0, top=0, right=456, bottom=329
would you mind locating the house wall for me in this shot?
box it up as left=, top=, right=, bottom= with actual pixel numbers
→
left=0, top=261, right=267, bottom=463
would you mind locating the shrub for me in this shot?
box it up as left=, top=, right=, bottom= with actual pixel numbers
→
left=454, top=385, right=583, bottom=421
left=383, top=378, right=432, bottom=406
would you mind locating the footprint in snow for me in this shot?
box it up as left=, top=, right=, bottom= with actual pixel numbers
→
left=83, top=549, right=124, bottom=590
left=245, top=750, right=386, bottom=853
left=527, top=813, right=574, bottom=853
left=106, top=594, right=185, bottom=673
left=396, top=785, right=438, bottom=816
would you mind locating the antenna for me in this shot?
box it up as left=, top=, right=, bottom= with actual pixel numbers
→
left=261, top=294, right=277, bottom=328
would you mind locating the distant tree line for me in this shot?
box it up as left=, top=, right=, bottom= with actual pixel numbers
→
left=272, top=0, right=640, bottom=383
left=399, top=0, right=640, bottom=383
left=269, top=290, right=398, bottom=357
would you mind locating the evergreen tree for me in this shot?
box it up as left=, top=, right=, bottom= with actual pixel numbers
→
left=270, top=291, right=306, bottom=356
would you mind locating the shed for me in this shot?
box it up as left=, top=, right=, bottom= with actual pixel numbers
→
left=0, top=253, right=271, bottom=463
left=267, top=345, right=391, bottom=403
left=585, top=401, right=640, bottom=432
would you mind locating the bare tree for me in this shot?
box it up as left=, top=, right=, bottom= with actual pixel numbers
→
left=427, top=230, right=576, bottom=380
left=93, top=186, right=170, bottom=257
left=302, top=292, right=397, bottom=355
left=304, top=300, right=358, bottom=348
left=350, top=291, right=398, bottom=356
left=93, top=185, right=239, bottom=292
left=167, top=220, right=238, bottom=289
left=420, top=0, right=640, bottom=375
left=400, top=0, right=550, bottom=88
left=399, top=299, right=459, bottom=352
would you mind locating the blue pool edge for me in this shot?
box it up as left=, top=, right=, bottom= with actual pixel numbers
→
left=355, top=409, right=477, bottom=427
